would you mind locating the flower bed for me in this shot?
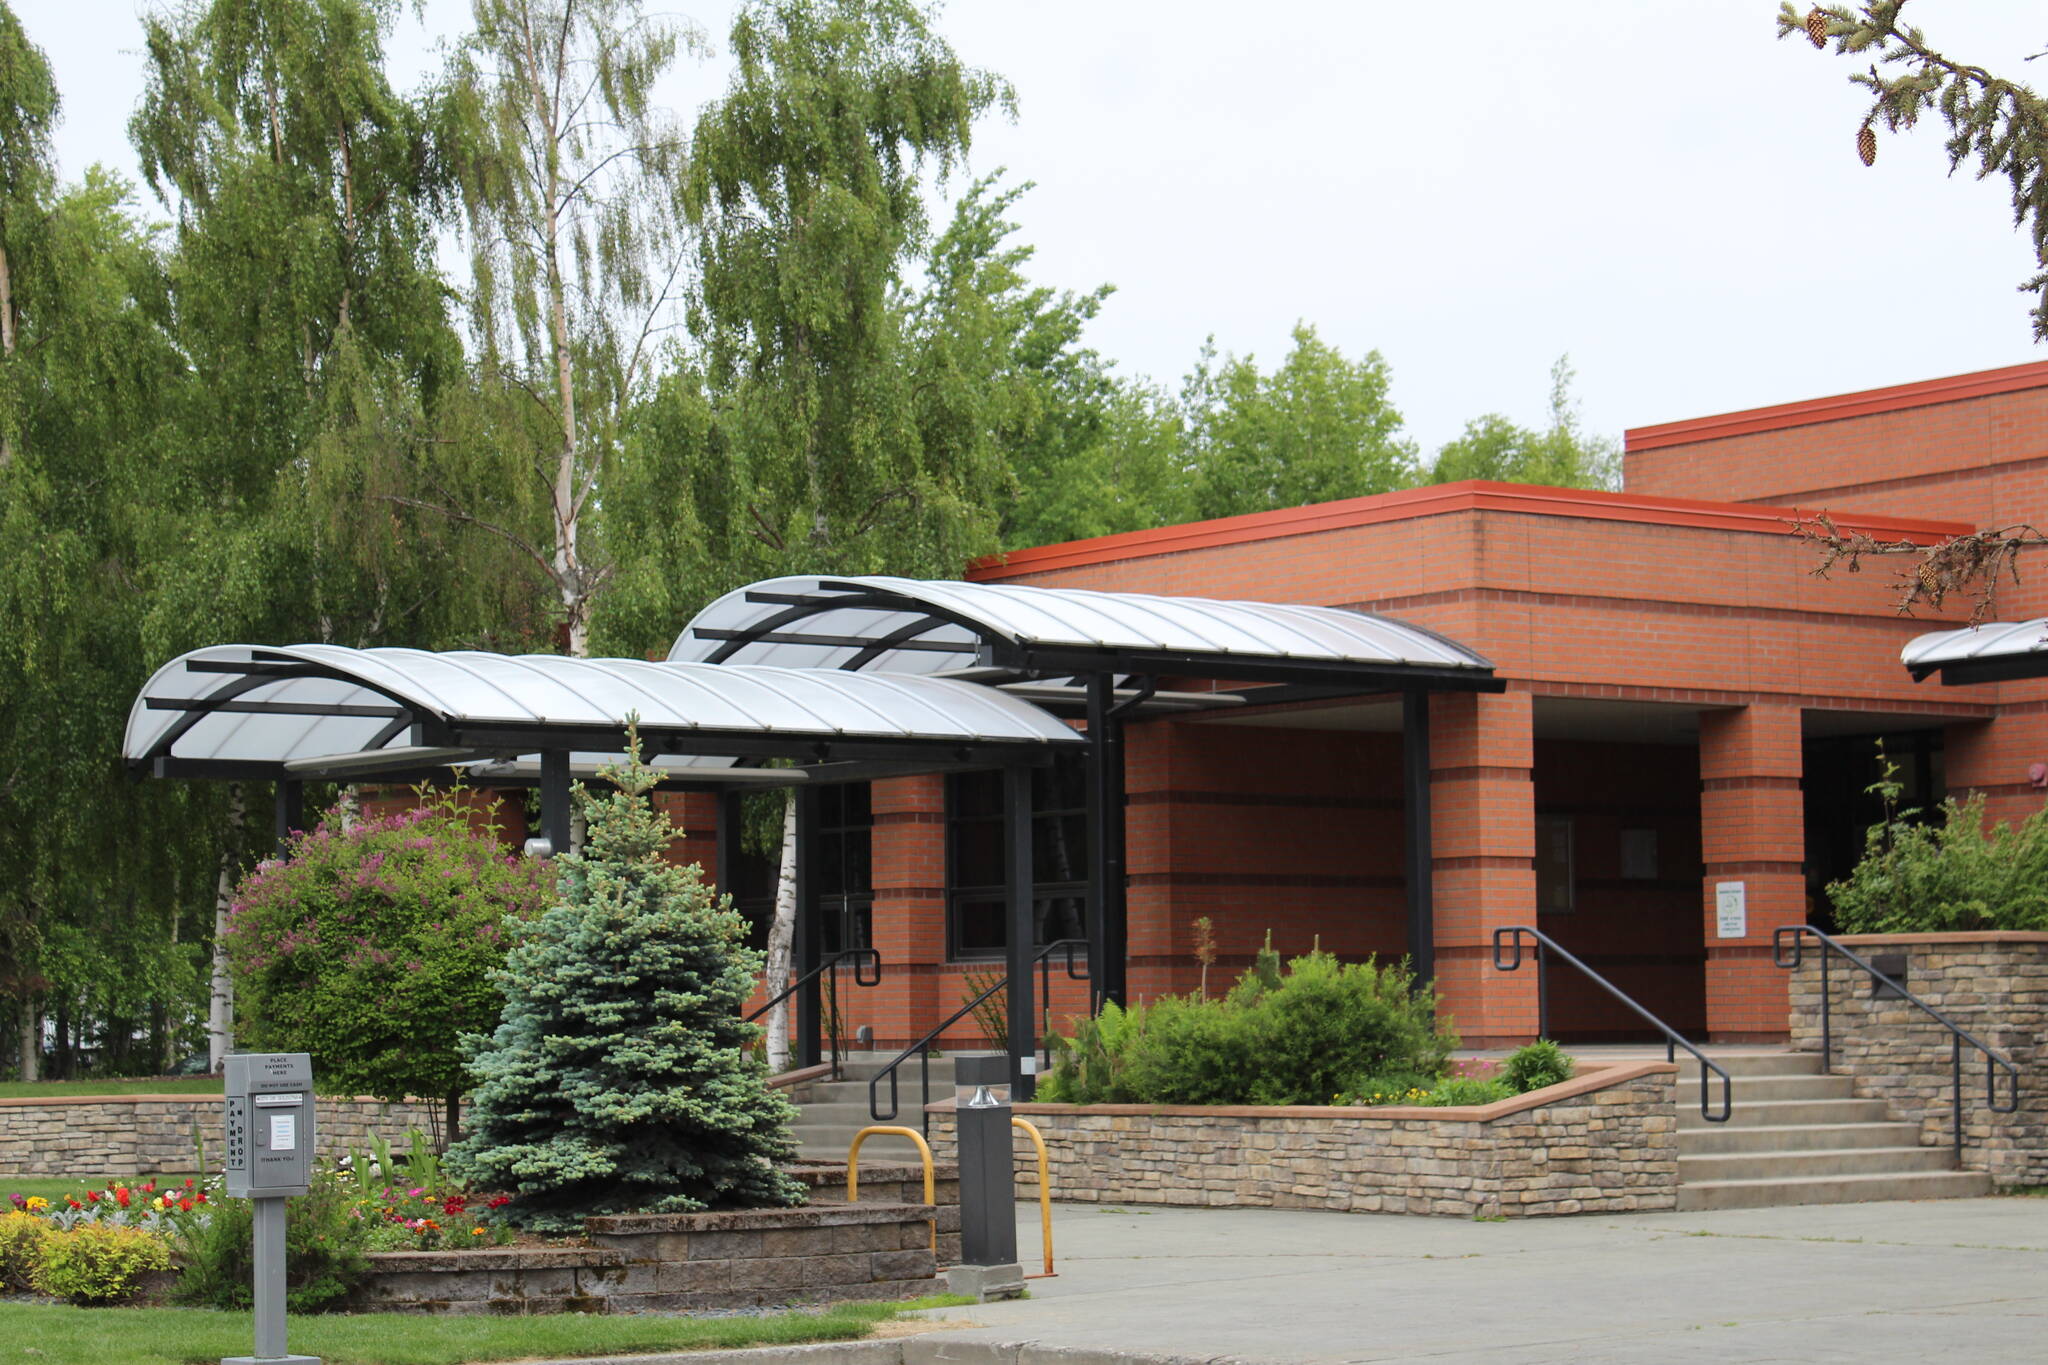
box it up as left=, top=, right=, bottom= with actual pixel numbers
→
left=931, top=1060, right=1679, bottom=1218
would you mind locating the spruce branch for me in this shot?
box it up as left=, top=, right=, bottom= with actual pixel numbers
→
left=1793, top=511, right=2044, bottom=621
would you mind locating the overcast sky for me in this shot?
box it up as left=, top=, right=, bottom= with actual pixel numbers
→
left=21, top=0, right=2048, bottom=460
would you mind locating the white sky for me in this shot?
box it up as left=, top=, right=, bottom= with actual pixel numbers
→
left=22, top=0, right=2048, bottom=459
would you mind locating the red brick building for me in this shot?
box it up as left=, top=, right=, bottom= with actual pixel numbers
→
left=683, top=359, right=2048, bottom=1052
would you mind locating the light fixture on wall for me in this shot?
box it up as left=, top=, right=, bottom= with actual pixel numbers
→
left=2030, top=764, right=2048, bottom=790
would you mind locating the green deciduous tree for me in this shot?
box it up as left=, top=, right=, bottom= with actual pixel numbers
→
left=1427, top=356, right=1618, bottom=490
left=447, top=738, right=801, bottom=1231
left=1182, top=323, right=1418, bottom=521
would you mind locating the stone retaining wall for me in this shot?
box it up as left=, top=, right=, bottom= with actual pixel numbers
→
left=1787, top=931, right=2048, bottom=1187
left=930, top=1063, right=1678, bottom=1218
left=0, top=1095, right=443, bottom=1176
left=351, top=1202, right=942, bottom=1314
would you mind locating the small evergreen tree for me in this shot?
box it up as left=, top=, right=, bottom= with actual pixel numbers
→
left=446, top=731, right=801, bottom=1230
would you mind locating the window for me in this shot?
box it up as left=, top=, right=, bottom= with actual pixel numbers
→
left=1536, top=814, right=1574, bottom=914
left=947, top=755, right=1090, bottom=959
left=726, top=786, right=872, bottom=956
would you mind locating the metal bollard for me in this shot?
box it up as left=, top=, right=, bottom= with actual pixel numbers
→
left=945, top=1056, right=1025, bottom=1302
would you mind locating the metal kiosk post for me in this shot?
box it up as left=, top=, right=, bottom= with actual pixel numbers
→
left=945, top=1056, right=1025, bottom=1302
left=222, top=1053, right=321, bottom=1365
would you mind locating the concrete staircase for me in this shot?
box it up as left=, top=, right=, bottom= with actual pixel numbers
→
left=784, top=1053, right=988, bottom=1165
left=1673, top=1050, right=1991, bottom=1211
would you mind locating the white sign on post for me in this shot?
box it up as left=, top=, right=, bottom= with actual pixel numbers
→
left=1715, top=881, right=1748, bottom=939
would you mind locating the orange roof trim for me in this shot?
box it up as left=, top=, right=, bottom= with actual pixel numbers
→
left=968, top=481, right=1968, bottom=581
left=1625, top=358, right=2048, bottom=452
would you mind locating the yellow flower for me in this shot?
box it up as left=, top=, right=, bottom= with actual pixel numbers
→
left=470, top=1226, right=486, bottom=1237
left=23, top=1196, right=48, bottom=1211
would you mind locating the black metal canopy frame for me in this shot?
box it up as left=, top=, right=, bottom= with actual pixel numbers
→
left=132, top=578, right=1504, bottom=1099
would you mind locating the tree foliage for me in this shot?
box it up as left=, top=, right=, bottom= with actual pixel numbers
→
left=1183, top=323, right=1418, bottom=521
left=447, top=737, right=801, bottom=1231
left=1780, top=3, right=2048, bottom=339
left=1426, top=356, right=1618, bottom=490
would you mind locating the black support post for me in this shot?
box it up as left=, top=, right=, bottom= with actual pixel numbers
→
left=1403, top=690, right=1436, bottom=987
left=1085, top=675, right=1129, bottom=1009
left=793, top=786, right=822, bottom=1070
left=273, top=779, right=303, bottom=856
left=540, top=750, right=571, bottom=858
left=715, top=790, right=742, bottom=900
left=1004, top=764, right=1037, bottom=1099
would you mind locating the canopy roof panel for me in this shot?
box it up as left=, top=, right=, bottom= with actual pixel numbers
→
left=669, top=576, right=1495, bottom=689
left=126, top=644, right=1081, bottom=782
left=1903, top=620, right=2048, bottom=685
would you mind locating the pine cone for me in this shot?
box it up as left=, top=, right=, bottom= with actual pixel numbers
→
left=1805, top=7, right=1829, bottom=48
left=1858, top=123, right=1878, bottom=166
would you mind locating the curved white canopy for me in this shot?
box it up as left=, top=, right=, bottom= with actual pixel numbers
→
left=1903, top=620, right=2048, bottom=686
left=669, top=576, right=1493, bottom=686
left=126, top=644, right=1082, bottom=782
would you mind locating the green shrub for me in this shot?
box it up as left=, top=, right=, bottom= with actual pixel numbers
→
left=1421, top=1076, right=1515, bottom=1106
left=1503, top=1039, right=1573, bottom=1094
left=1040, top=947, right=1457, bottom=1107
left=171, top=1169, right=369, bottom=1313
left=0, top=1210, right=51, bottom=1292
left=1829, top=775, right=2048, bottom=933
left=225, top=788, right=555, bottom=1123
left=31, top=1222, right=172, bottom=1305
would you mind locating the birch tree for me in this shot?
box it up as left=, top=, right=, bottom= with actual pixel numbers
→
left=429, top=0, right=695, bottom=655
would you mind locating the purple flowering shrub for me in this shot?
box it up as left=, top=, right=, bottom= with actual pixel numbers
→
left=225, top=791, right=554, bottom=1117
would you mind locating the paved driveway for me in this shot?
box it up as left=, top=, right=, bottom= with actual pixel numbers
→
left=913, top=1197, right=2048, bottom=1363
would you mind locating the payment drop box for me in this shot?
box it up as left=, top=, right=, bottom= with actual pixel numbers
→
left=224, top=1053, right=315, bottom=1198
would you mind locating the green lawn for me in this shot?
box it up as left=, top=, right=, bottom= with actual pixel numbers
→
left=4, top=1174, right=205, bottom=1205
left=0, top=1078, right=223, bottom=1100
left=0, top=1295, right=970, bottom=1365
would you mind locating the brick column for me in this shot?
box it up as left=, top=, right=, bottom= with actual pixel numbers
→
left=656, top=792, right=720, bottom=878
left=1698, top=705, right=1803, bottom=1042
left=1427, top=690, right=1539, bottom=1046
left=868, top=775, right=948, bottom=1050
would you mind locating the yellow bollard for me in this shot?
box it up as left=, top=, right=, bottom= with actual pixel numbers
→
left=845, top=1125, right=937, bottom=1255
left=1011, top=1117, right=1055, bottom=1278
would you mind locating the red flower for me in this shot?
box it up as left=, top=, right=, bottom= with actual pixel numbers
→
left=65, top=1198, right=81, bottom=1210
left=85, top=1191, right=101, bottom=1203
left=113, top=1189, right=131, bottom=1209
left=486, top=1194, right=510, bottom=1209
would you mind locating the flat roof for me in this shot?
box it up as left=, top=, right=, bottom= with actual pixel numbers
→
left=967, top=481, right=1967, bottom=582
left=1625, top=358, right=2048, bottom=453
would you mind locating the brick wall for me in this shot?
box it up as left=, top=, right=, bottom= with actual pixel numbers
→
left=929, top=1063, right=1678, bottom=1218
left=1787, top=932, right=2048, bottom=1187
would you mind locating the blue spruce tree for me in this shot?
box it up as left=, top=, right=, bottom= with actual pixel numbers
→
left=447, top=729, right=802, bottom=1230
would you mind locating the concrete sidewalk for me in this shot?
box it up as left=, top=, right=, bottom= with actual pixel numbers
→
left=905, top=1196, right=2048, bottom=1363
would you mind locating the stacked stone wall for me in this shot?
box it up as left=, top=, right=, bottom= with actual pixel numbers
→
left=931, top=1064, right=1677, bottom=1218
left=0, top=1095, right=443, bottom=1177
left=1787, top=932, right=2048, bottom=1187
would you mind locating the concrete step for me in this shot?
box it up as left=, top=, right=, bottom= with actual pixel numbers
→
left=1681, top=1073, right=1859, bottom=1103
left=1678, top=1145, right=1956, bottom=1183
left=790, top=1126, right=935, bottom=1163
left=1678, top=1121, right=1927, bottom=1156
left=1678, top=1097, right=1893, bottom=1129
left=1674, top=1169, right=1992, bottom=1212
left=1670, top=1051, right=1825, bottom=1079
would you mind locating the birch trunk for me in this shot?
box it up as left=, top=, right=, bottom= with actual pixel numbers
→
left=762, top=793, right=798, bottom=1073
left=207, top=784, right=246, bottom=1072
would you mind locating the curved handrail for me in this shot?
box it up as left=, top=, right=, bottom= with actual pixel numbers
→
left=869, top=938, right=1089, bottom=1133
left=1772, top=925, right=2020, bottom=1157
left=1492, top=926, right=1732, bottom=1123
left=1012, top=1116, right=1055, bottom=1279
left=745, top=947, right=882, bottom=1023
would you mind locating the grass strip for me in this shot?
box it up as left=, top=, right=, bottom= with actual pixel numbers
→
left=0, top=1079, right=225, bottom=1099
left=0, top=1295, right=969, bottom=1365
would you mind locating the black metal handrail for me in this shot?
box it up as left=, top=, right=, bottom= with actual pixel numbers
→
left=1773, top=925, right=2020, bottom=1158
left=1493, top=926, right=1732, bottom=1122
left=869, top=938, right=1090, bottom=1134
left=746, top=948, right=882, bottom=1081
